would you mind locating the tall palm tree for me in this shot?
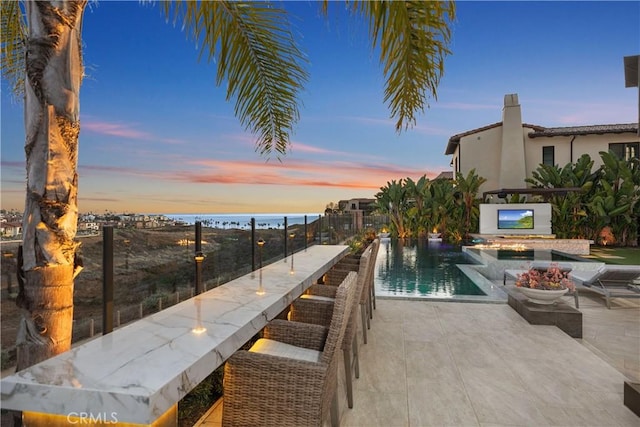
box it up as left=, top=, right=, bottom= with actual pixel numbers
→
left=1, top=0, right=455, bottom=370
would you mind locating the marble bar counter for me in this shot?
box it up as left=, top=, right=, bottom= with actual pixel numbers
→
left=1, top=245, right=349, bottom=426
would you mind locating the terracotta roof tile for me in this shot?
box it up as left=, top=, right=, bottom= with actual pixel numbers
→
left=528, top=123, right=638, bottom=138
left=445, top=122, right=639, bottom=154
left=445, top=122, right=544, bottom=154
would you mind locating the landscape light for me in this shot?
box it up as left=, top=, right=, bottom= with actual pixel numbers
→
left=192, top=298, right=206, bottom=334
left=289, top=232, right=295, bottom=274
left=257, top=238, right=265, bottom=294
left=194, top=251, right=205, bottom=295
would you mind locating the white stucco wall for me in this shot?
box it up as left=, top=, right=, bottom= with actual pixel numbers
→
left=449, top=93, right=639, bottom=198
left=524, top=133, right=639, bottom=179
left=499, top=95, right=526, bottom=189
left=458, top=126, right=502, bottom=194
left=479, top=203, right=552, bottom=235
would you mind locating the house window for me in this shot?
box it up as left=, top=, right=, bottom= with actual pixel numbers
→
left=542, top=146, right=555, bottom=166
left=351, top=203, right=356, bottom=210
left=609, top=142, right=639, bottom=160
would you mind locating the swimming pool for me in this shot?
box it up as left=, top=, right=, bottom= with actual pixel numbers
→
left=374, top=239, right=503, bottom=301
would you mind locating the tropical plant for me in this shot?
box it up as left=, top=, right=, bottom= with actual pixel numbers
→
left=526, top=154, right=598, bottom=239
left=506, top=193, right=527, bottom=204
left=588, top=151, right=640, bottom=246
left=345, top=228, right=377, bottom=254
left=1, top=0, right=456, bottom=370
left=428, top=177, right=456, bottom=239
left=374, top=173, right=483, bottom=242
left=374, top=179, right=410, bottom=238
left=527, top=152, right=639, bottom=245
left=452, top=169, right=486, bottom=241
left=404, top=175, right=430, bottom=237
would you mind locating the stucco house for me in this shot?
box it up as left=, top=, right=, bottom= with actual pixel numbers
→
left=444, top=93, right=639, bottom=197
left=338, top=198, right=377, bottom=215
left=0, top=221, right=22, bottom=238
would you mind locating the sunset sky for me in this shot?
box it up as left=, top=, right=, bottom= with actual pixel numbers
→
left=1, top=1, right=638, bottom=215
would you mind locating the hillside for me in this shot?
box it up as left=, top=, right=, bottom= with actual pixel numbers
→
left=1, top=225, right=292, bottom=364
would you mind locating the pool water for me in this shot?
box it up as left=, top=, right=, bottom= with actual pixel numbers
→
left=375, top=239, right=485, bottom=297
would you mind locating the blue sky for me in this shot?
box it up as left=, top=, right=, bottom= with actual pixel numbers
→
left=1, top=1, right=638, bottom=214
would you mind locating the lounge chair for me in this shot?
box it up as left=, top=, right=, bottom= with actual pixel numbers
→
left=580, top=268, right=640, bottom=309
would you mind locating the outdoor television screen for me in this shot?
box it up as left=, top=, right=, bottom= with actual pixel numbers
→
left=497, top=209, right=534, bottom=229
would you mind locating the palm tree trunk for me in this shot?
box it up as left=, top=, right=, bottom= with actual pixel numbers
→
left=16, top=0, right=86, bottom=371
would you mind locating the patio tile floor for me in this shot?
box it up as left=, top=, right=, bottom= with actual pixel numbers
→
left=197, top=290, right=640, bottom=426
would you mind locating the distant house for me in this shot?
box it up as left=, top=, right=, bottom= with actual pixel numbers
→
left=78, top=221, right=100, bottom=233
left=336, top=198, right=378, bottom=231
left=1, top=221, right=22, bottom=238
left=444, top=93, right=639, bottom=197
left=338, top=198, right=377, bottom=215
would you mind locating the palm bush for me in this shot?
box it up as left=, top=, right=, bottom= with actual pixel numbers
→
left=528, top=151, right=639, bottom=246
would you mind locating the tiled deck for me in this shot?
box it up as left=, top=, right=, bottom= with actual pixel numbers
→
left=198, top=291, right=640, bottom=426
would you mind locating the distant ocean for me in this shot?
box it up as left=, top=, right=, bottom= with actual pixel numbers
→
left=164, top=213, right=322, bottom=230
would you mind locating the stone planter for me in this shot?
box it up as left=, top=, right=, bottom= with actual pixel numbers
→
left=517, top=287, right=568, bottom=305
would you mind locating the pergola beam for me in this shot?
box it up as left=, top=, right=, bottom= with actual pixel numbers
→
left=483, top=187, right=583, bottom=200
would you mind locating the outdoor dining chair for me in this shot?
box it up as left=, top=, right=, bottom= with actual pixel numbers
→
left=289, top=244, right=373, bottom=409
left=222, top=271, right=358, bottom=427
left=308, top=238, right=380, bottom=343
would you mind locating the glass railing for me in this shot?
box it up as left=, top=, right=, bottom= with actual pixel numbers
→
left=0, top=213, right=389, bottom=370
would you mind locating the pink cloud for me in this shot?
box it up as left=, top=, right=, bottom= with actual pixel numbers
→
left=77, top=154, right=444, bottom=192
left=83, top=120, right=187, bottom=145
left=83, top=121, right=152, bottom=139
left=289, top=142, right=346, bottom=155
left=171, top=158, right=437, bottom=189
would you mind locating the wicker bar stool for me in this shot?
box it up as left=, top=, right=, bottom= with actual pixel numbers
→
left=305, top=238, right=379, bottom=342
left=222, top=271, right=359, bottom=427
left=289, top=245, right=372, bottom=409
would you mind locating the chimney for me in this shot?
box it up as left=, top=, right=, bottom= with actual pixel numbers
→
left=499, top=94, right=527, bottom=190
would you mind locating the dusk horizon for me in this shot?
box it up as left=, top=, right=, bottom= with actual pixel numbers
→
left=1, top=1, right=638, bottom=214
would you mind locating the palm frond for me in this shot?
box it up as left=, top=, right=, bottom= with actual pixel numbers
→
left=353, top=0, right=455, bottom=132
left=1, top=0, right=27, bottom=99
left=161, top=0, right=309, bottom=158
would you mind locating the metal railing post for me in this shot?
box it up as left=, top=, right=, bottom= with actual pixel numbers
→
left=102, top=226, right=114, bottom=335
left=283, top=216, right=288, bottom=259
left=251, top=218, right=256, bottom=271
